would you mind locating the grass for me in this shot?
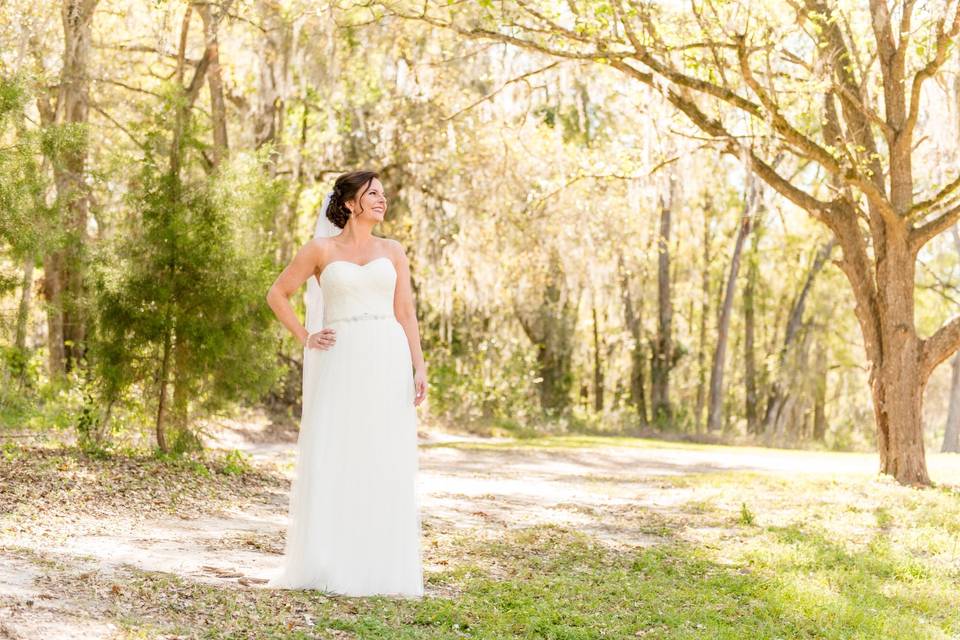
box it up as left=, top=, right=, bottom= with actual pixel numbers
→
left=3, top=439, right=960, bottom=638
left=15, top=517, right=960, bottom=639
left=420, top=432, right=867, bottom=456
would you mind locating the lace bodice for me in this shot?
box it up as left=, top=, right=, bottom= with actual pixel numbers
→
left=319, top=257, right=397, bottom=325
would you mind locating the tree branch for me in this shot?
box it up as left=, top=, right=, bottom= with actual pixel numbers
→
left=921, top=313, right=960, bottom=381
left=91, top=103, right=148, bottom=151
left=385, top=7, right=621, bottom=60
left=442, top=60, right=561, bottom=121
left=908, top=173, right=960, bottom=221
left=904, top=3, right=960, bottom=140
left=611, top=0, right=763, bottom=117
left=608, top=58, right=834, bottom=219
left=830, top=79, right=894, bottom=143
left=910, top=201, right=960, bottom=252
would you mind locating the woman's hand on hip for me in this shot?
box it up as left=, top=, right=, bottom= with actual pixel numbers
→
left=304, top=328, right=336, bottom=350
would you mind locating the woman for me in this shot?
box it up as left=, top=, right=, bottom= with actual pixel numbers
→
left=264, top=170, right=427, bottom=598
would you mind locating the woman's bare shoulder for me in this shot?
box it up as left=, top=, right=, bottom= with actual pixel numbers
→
left=307, top=236, right=338, bottom=257
left=378, top=237, right=406, bottom=256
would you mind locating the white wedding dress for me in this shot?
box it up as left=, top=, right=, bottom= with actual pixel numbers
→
left=267, top=256, right=424, bottom=597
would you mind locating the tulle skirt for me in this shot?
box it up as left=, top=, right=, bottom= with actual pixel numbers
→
left=267, top=317, right=423, bottom=597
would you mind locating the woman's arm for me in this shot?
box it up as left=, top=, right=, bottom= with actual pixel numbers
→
left=390, top=240, right=427, bottom=406
left=266, top=239, right=328, bottom=348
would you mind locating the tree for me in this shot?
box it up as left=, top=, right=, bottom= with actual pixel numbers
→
left=386, top=0, right=960, bottom=485
left=650, top=174, right=676, bottom=423
left=618, top=251, right=649, bottom=425
left=40, top=0, right=100, bottom=376
left=708, top=172, right=758, bottom=432
left=0, top=77, right=60, bottom=362
left=91, top=2, right=278, bottom=452
left=514, top=248, right=578, bottom=415
left=763, top=240, right=836, bottom=435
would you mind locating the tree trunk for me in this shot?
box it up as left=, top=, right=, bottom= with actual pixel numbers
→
left=618, top=253, right=648, bottom=426
left=171, top=327, right=193, bottom=447
left=694, top=203, right=712, bottom=433
left=650, top=181, right=674, bottom=423
left=170, top=5, right=212, bottom=177
left=772, top=326, right=814, bottom=441
left=253, top=0, right=291, bottom=153
left=514, top=251, right=576, bottom=415
left=34, top=95, right=63, bottom=379
left=279, top=98, right=309, bottom=266
left=871, top=247, right=929, bottom=484
left=763, top=240, right=835, bottom=432
left=42, top=252, right=65, bottom=378
left=743, top=221, right=760, bottom=434
left=592, top=301, right=603, bottom=412
left=871, top=353, right=928, bottom=484
left=942, top=352, right=960, bottom=453
left=195, top=1, right=229, bottom=168
left=153, top=3, right=212, bottom=452
left=944, top=227, right=960, bottom=453
left=155, top=326, right=172, bottom=453
left=812, top=342, right=828, bottom=442
left=532, top=338, right=574, bottom=414
left=15, top=258, right=34, bottom=352
left=832, top=214, right=931, bottom=485
left=707, top=180, right=757, bottom=432
left=46, top=0, right=99, bottom=372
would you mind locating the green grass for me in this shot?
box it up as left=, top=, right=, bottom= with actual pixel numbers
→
left=27, top=515, right=960, bottom=639
left=420, top=433, right=870, bottom=456
left=5, top=441, right=960, bottom=638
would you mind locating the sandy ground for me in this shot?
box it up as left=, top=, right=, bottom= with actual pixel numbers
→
left=2, top=416, right=954, bottom=639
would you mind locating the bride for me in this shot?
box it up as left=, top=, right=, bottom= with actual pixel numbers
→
left=264, top=170, right=427, bottom=598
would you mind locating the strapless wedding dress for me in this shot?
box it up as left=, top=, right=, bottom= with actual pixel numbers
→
left=267, top=256, right=424, bottom=598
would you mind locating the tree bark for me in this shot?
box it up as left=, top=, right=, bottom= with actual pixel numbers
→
left=618, top=252, right=648, bottom=426
left=171, top=328, right=195, bottom=450
left=743, top=219, right=760, bottom=434
left=155, top=325, right=172, bottom=453
left=15, top=259, right=35, bottom=352
left=195, top=1, right=229, bottom=168
left=650, top=180, right=674, bottom=423
left=943, top=227, right=960, bottom=453
left=46, top=0, right=99, bottom=373
left=812, top=341, right=828, bottom=442
left=592, top=300, right=604, bottom=412
left=170, top=5, right=212, bottom=178
left=763, top=240, right=835, bottom=433
left=942, top=352, right=960, bottom=453
left=42, top=252, right=66, bottom=378
left=694, top=202, right=712, bottom=433
left=707, top=179, right=757, bottom=432
left=514, top=250, right=577, bottom=415
left=834, top=207, right=930, bottom=485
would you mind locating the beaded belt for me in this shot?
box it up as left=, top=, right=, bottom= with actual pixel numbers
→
left=326, top=312, right=395, bottom=324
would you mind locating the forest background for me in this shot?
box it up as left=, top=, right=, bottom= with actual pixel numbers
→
left=3, top=0, right=960, bottom=488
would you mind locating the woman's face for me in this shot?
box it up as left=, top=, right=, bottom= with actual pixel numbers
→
left=348, top=178, right=387, bottom=222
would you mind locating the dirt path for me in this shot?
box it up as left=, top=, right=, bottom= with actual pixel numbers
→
left=1, top=416, right=948, bottom=639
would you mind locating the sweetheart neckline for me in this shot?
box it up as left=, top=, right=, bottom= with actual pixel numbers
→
left=318, top=256, right=394, bottom=282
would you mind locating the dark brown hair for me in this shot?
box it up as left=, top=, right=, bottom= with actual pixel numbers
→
left=327, top=170, right=379, bottom=229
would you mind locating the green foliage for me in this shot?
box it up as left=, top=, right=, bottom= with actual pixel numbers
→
left=218, top=448, right=253, bottom=475
left=423, top=305, right=541, bottom=433
left=0, top=341, right=117, bottom=450
left=90, top=146, right=283, bottom=448
left=0, top=76, right=59, bottom=261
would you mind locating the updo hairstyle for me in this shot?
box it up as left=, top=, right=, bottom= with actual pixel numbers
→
left=326, top=170, right=380, bottom=229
